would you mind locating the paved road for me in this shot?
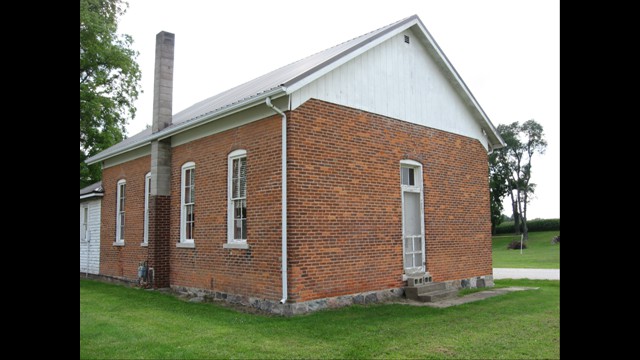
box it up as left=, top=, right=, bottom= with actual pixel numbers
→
left=493, top=268, right=560, bottom=280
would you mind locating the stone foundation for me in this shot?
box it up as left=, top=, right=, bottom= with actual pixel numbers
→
left=443, top=274, right=494, bottom=290
left=170, top=285, right=406, bottom=316
left=82, top=273, right=493, bottom=316
left=170, top=274, right=493, bottom=315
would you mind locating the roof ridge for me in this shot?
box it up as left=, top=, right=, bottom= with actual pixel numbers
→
left=171, top=15, right=416, bottom=123
left=87, top=14, right=442, bottom=165
left=281, top=15, right=417, bottom=88
left=274, top=15, right=416, bottom=78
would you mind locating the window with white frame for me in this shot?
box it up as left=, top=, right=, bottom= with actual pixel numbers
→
left=228, top=150, right=247, bottom=243
left=180, top=162, right=195, bottom=243
left=81, top=206, right=88, bottom=241
left=143, top=172, right=151, bottom=244
left=400, top=160, right=425, bottom=272
left=401, top=166, right=420, bottom=186
left=116, top=180, right=126, bottom=243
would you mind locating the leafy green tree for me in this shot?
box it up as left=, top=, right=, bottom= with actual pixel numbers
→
left=489, top=149, right=510, bottom=234
left=495, top=123, right=521, bottom=234
left=494, top=120, right=547, bottom=240
left=517, top=120, right=547, bottom=239
left=80, top=0, right=141, bottom=188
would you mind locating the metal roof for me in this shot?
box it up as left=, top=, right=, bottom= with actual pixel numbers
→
left=172, top=15, right=415, bottom=126
left=87, top=14, right=503, bottom=165
left=87, top=15, right=415, bottom=164
left=80, top=181, right=103, bottom=200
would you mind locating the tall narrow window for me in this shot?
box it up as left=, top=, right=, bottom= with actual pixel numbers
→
left=116, top=180, right=126, bottom=243
left=228, top=150, right=247, bottom=243
left=180, top=162, right=195, bottom=243
left=81, top=206, right=88, bottom=241
left=143, top=172, right=151, bottom=244
left=400, top=160, right=425, bottom=273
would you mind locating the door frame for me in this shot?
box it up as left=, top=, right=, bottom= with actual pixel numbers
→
left=400, top=159, right=426, bottom=274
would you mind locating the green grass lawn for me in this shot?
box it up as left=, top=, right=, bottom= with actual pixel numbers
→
left=492, top=231, right=560, bottom=269
left=80, top=279, right=559, bottom=359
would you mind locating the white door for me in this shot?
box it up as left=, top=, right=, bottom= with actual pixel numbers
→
left=80, top=200, right=101, bottom=274
left=401, top=162, right=425, bottom=274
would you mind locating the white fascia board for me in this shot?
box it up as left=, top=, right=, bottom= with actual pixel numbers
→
left=157, top=90, right=288, bottom=142
left=80, top=193, right=104, bottom=200
left=86, top=88, right=287, bottom=165
left=86, top=141, right=151, bottom=166
left=285, top=19, right=419, bottom=94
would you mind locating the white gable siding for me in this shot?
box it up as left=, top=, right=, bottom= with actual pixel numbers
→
left=291, top=29, right=489, bottom=150
left=80, top=199, right=101, bottom=274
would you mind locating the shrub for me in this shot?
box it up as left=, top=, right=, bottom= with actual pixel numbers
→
left=495, top=218, right=560, bottom=234
left=495, top=222, right=514, bottom=234
left=507, top=240, right=527, bottom=250
left=527, top=218, right=560, bottom=232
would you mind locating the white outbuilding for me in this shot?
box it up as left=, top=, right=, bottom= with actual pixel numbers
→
left=80, top=181, right=102, bottom=275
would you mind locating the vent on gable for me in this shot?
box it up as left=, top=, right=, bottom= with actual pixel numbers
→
left=404, top=35, right=410, bottom=44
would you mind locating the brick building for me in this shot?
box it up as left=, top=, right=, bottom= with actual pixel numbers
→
left=85, top=15, right=505, bottom=314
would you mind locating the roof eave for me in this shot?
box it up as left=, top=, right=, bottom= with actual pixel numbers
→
left=155, top=88, right=287, bottom=142
left=85, top=141, right=152, bottom=165
left=80, top=193, right=104, bottom=200
left=86, top=87, right=287, bottom=165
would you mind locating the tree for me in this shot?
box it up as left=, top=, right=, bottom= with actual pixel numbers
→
left=518, top=120, right=547, bottom=239
left=489, top=149, right=510, bottom=234
left=495, top=120, right=547, bottom=240
left=80, top=0, right=141, bottom=188
left=495, top=123, right=521, bottom=234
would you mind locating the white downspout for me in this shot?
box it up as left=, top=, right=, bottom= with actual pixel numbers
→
left=266, top=97, right=288, bottom=304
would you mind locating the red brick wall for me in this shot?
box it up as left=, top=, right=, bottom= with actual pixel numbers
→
left=148, top=195, right=171, bottom=287
left=99, top=100, right=490, bottom=304
left=100, top=155, right=150, bottom=278
left=169, top=115, right=283, bottom=300
left=287, top=99, right=491, bottom=302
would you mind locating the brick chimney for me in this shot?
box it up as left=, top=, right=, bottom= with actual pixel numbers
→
left=149, top=31, right=174, bottom=288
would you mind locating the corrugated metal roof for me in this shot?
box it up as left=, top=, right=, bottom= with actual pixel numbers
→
left=172, top=15, right=415, bottom=126
left=86, top=15, right=415, bottom=164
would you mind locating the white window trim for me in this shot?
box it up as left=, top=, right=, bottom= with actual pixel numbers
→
left=400, top=160, right=426, bottom=273
left=81, top=205, right=88, bottom=242
left=142, top=172, right=151, bottom=246
left=227, top=149, right=247, bottom=245
left=115, top=179, right=126, bottom=244
left=180, top=162, right=196, bottom=244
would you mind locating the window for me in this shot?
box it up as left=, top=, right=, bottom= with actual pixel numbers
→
left=228, top=150, right=247, bottom=243
left=116, top=180, right=126, bottom=243
left=143, top=172, right=151, bottom=244
left=81, top=206, right=88, bottom=241
left=180, top=162, right=195, bottom=243
left=401, top=167, right=417, bottom=186
left=400, top=160, right=425, bottom=273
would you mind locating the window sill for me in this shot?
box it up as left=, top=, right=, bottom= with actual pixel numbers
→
left=176, top=242, right=195, bottom=248
left=112, top=242, right=125, bottom=247
left=223, top=242, right=249, bottom=249
left=140, top=242, right=148, bottom=247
